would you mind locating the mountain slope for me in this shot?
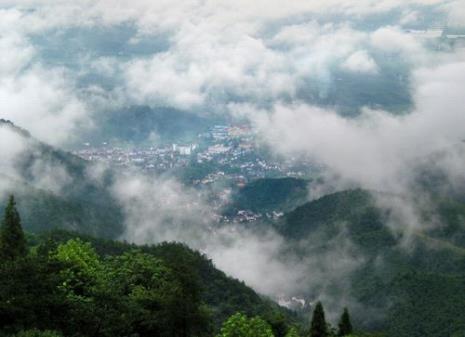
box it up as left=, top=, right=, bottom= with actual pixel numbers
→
left=277, top=189, right=465, bottom=337
left=37, top=230, right=298, bottom=333
left=0, top=120, right=124, bottom=238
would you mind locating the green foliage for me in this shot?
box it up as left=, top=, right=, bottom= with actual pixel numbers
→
left=217, top=313, right=275, bottom=337
left=54, top=239, right=101, bottom=274
left=0, top=224, right=296, bottom=337
left=52, top=239, right=103, bottom=298
left=0, top=195, right=27, bottom=260
left=285, top=326, right=301, bottom=337
left=310, top=302, right=328, bottom=337
left=39, top=229, right=296, bottom=330
left=0, top=255, right=68, bottom=335
left=14, top=329, right=63, bottom=337
left=265, top=312, right=292, bottom=337
left=338, top=308, right=353, bottom=336
left=386, top=271, right=465, bottom=337
left=344, top=334, right=385, bottom=337
left=106, top=250, right=212, bottom=337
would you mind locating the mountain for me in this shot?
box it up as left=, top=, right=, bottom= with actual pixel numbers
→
left=276, top=189, right=465, bottom=337
left=0, top=120, right=124, bottom=238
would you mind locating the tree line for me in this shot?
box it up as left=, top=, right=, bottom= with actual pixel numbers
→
left=0, top=196, right=366, bottom=337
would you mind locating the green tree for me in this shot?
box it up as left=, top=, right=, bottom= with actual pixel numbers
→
left=0, top=255, right=68, bottom=334
left=52, top=239, right=111, bottom=336
left=218, top=312, right=274, bottom=337
left=105, top=250, right=176, bottom=336
left=53, top=238, right=103, bottom=297
left=106, top=250, right=211, bottom=337
left=265, top=312, right=289, bottom=337
left=309, top=302, right=328, bottom=337
left=337, top=308, right=353, bottom=336
left=0, top=195, right=27, bottom=260
left=285, top=326, right=301, bottom=337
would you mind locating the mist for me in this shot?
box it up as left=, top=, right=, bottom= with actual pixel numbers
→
left=1, top=0, right=465, bottom=326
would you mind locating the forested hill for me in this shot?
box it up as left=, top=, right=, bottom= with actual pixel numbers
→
left=275, top=189, right=465, bottom=337
left=36, top=230, right=298, bottom=330
left=1, top=225, right=299, bottom=337
left=0, top=120, right=124, bottom=238
left=226, top=177, right=310, bottom=214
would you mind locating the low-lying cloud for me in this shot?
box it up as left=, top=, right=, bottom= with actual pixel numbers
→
left=112, top=168, right=365, bottom=312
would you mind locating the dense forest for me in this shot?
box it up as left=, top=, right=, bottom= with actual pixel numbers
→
left=0, top=196, right=376, bottom=337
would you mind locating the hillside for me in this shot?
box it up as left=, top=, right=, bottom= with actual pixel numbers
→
left=277, top=189, right=465, bottom=337
left=226, top=177, right=310, bottom=214
left=5, top=229, right=297, bottom=337
left=0, top=120, right=124, bottom=238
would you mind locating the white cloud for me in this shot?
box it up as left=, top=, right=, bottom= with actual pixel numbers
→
left=0, top=32, right=34, bottom=76
left=370, top=26, right=425, bottom=57
left=247, top=58, right=465, bottom=192
left=0, top=123, right=74, bottom=195
left=0, top=1, right=449, bottom=132
left=442, top=0, right=465, bottom=26
left=341, top=50, right=379, bottom=74
left=400, top=10, right=421, bottom=26
left=0, top=9, right=91, bottom=146
left=112, top=171, right=214, bottom=243
left=0, top=66, right=90, bottom=145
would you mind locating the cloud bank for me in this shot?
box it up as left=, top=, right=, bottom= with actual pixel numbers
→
left=1, top=0, right=461, bottom=143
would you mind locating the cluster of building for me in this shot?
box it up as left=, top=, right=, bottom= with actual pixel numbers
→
left=73, top=124, right=313, bottom=224
left=73, top=145, right=192, bottom=171
left=73, top=124, right=311, bottom=184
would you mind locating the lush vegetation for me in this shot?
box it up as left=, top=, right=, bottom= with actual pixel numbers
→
left=0, top=197, right=303, bottom=337
left=278, top=189, right=465, bottom=337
